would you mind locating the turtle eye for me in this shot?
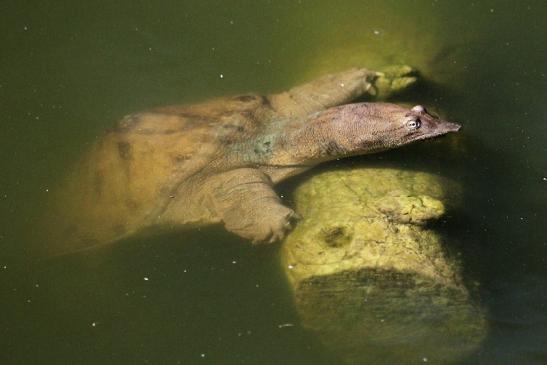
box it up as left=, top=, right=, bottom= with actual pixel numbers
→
left=406, top=119, right=421, bottom=130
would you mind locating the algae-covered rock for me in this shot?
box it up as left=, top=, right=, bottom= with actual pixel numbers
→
left=281, top=168, right=486, bottom=364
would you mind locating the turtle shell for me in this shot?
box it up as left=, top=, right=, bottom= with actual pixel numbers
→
left=39, top=94, right=271, bottom=255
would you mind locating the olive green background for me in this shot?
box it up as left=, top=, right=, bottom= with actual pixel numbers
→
left=1, top=1, right=546, bottom=364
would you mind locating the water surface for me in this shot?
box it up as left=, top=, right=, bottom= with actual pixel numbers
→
left=1, top=1, right=546, bottom=364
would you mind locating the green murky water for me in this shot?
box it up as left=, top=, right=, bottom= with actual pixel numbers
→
left=1, top=1, right=546, bottom=364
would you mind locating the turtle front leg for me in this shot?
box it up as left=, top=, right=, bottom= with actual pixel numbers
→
left=268, top=68, right=379, bottom=117
left=209, top=168, right=298, bottom=243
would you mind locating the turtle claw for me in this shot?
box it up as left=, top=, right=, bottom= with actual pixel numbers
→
left=372, top=65, right=419, bottom=99
left=248, top=207, right=300, bottom=245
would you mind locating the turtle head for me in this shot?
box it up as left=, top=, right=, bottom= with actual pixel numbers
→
left=301, top=102, right=460, bottom=160
left=358, top=103, right=461, bottom=149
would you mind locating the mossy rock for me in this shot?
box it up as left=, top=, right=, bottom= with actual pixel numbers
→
left=281, top=168, right=486, bottom=364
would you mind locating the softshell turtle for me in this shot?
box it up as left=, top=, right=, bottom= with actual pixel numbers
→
left=39, top=67, right=460, bottom=256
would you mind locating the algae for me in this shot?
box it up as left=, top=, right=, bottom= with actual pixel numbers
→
left=281, top=168, right=486, bottom=364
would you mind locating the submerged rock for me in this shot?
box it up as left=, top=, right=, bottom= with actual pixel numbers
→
left=281, top=168, right=486, bottom=364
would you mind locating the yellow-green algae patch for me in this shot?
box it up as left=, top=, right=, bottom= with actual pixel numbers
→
left=281, top=168, right=485, bottom=364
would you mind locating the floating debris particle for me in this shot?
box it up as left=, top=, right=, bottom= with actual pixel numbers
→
left=278, top=323, right=294, bottom=328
